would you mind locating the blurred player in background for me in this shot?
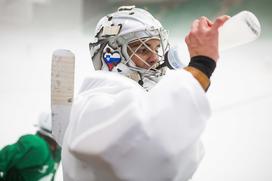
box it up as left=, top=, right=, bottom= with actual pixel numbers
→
left=0, top=112, right=61, bottom=181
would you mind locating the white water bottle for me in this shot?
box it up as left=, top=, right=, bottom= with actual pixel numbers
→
left=166, top=10, right=261, bottom=69
left=219, top=10, right=261, bottom=51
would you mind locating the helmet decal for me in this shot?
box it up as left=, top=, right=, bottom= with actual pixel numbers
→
left=102, top=44, right=121, bottom=71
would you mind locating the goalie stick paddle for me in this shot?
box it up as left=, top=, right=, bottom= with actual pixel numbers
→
left=51, top=49, right=75, bottom=146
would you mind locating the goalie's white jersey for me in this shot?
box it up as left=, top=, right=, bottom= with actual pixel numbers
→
left=61, top=69, right=211, bottom=181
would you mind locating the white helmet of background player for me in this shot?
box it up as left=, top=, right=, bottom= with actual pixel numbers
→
left=89, top=6, right=169, bottom=90
left=36, top=112, right=53, bottom=138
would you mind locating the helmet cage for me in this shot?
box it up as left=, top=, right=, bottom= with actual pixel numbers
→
left=90, top=26, right=169, bottom=77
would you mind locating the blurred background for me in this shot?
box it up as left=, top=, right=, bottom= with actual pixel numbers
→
left=0, top=0, right=271, bottom=180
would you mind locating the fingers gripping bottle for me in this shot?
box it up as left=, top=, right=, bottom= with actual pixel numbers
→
left=166, top=10, right=261, bottom=69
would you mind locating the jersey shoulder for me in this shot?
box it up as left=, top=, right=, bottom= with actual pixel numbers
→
left=18, top=134, right=50, bottom=162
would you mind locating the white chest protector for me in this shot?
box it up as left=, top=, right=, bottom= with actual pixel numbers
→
left=62, top=69, right=210, bottom=181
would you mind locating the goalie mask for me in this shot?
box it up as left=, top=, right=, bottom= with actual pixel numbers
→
left=89, top=6, right=169, bottom=90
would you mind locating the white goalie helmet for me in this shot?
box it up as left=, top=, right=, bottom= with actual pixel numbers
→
left=89, top=6, right=169, bottom=90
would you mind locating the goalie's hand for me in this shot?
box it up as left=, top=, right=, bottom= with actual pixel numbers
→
left=185, top=15, right=230, bottom=62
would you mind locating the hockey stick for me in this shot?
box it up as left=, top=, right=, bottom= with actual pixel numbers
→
left=51, top=49, right=75, bottom=146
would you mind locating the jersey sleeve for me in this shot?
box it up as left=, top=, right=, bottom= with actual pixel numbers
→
left=146, top=69, right=210, bottom=151
left=62, top=70, right=211, bottom=181
left=0, top=140, right=21, bottom=178
left=0, top=135, right=49, bottom=178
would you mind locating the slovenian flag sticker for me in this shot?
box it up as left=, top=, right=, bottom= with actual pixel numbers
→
left=103, top=49, right=121, bottom=71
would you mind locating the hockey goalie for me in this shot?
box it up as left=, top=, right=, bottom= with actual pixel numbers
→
left=57, top=6, right=230, bottom=181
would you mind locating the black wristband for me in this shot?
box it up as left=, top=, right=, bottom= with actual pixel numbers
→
left=188, top=56, right=216, bottom=78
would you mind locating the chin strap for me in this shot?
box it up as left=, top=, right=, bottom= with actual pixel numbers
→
left=110, top=62, right=165, bottom=91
